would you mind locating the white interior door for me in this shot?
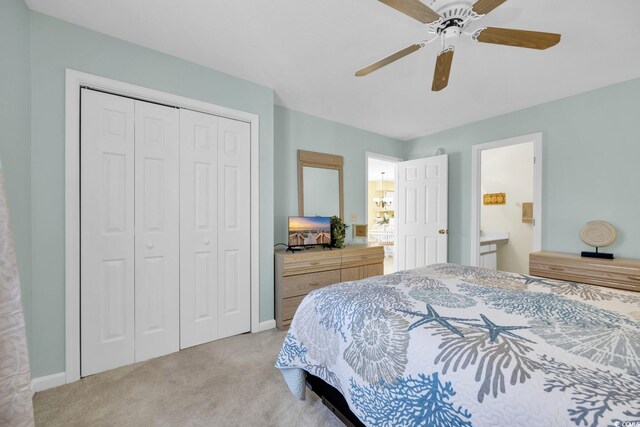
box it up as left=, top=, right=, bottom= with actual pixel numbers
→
left=397, top=154, right=448, bottom=270
left=179, top=109, right=220, bottom=349
left=81, top=89, right=135, bottom=376
left=217, top=117, right=251, bottom=339
left=179, top=110, right=251, bottom=349
left=134, top=100, right=180, bottom=362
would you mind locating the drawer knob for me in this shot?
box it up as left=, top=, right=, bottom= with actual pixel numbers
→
left=549, top=266, right=564, bottom=271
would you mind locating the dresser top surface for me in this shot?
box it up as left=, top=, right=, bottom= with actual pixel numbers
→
left=275, top=244, right=383, bottom=259
left=530, top=251, right=640, bottom=269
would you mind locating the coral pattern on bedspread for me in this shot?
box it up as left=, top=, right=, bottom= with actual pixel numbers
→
left=276, top=264, right=640, bottom=427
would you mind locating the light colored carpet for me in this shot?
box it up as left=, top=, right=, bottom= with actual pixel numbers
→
left=33, top=329, right=344, bottom=427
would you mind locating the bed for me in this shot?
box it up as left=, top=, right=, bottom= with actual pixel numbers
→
left=276, top=264, right=640, bottom=427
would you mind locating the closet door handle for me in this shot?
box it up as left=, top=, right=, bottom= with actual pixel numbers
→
left=146, top=243, right=154, bottom=249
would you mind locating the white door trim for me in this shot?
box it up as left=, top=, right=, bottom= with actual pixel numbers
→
left=470, top=132, right=542, bottom=267
left=364, top=152, right=401, bottom=272
left=65, top=69, right=261, bottom=384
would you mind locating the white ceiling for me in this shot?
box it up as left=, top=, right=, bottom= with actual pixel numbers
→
left=25, top=0, right=640, bottom=140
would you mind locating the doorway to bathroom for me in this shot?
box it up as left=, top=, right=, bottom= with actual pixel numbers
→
left=471, top=133, right=542, bottom=274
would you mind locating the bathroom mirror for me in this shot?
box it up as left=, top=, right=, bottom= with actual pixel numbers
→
left=298, top=150, right=344, bottom=220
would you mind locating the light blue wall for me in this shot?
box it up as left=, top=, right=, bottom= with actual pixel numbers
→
left=274, top=106, right=404, bottom=244
left=0, top=0, right=32, bottom=346
left=18, top=3, right=640, bottom=380
left=405, top=78, right=640, bottom=265
left=29, top=12, right=275, bottom=377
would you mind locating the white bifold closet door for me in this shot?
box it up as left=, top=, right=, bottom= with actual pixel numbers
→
left=81, top=90, right=135, bottom=376
left=81, top=89, right=180, bottom=376
left=133, top=100, right=180, bottom=362
left=179, top=109, right=251, bottom=349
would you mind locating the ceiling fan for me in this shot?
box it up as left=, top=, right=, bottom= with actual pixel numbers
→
left=355, top=0, right=561, bottom=91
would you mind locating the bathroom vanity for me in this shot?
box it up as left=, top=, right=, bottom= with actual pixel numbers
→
left=479, top=231, right=509, bottom=269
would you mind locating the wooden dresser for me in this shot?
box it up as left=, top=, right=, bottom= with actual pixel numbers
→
left=529, top=251, right=640, bottom=293
left=275, top=245, right=384, bottom=330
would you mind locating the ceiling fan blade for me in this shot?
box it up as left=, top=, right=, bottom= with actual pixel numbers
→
left=432, top=48, right=454, bottom=92
left=472, top=0, right=509, bottom=16
left=355, top=43, right=423, bottom=77
left=379, top=0, right=441, bottom=24
left=474, top=27, right=561, bottom=50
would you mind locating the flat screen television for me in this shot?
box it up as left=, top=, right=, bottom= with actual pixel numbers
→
left=288, top=216, right=332, bottom=247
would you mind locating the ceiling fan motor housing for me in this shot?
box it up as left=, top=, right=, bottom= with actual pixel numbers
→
left=429, top=0, right=479, bottom=34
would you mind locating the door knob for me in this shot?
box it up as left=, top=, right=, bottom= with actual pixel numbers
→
left=439, top=229, right=448, bottom=235
left=146, top=242, right=154, bottom=249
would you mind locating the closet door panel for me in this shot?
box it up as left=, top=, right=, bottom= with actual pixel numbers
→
left=134, top=101, right=180, bottom=362
left=217, top=118, right=251, bottom=339
left=81, top=89, right=135, bottom=376
left=180, top=109, right=219, bottom=349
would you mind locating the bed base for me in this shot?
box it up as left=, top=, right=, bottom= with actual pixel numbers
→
left=305, top=373, right=364, bottom=427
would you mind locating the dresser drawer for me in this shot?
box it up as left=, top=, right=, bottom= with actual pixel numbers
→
left=282, top=270, right=341, bottom=298
left=530, top=252, right=640, bottom=293
left=282, top=295, right=306, bottom=322
left=363, top=263, right=384, bottom=278
left=280, top=318, right=292, bottom=329
left=281, top=253, right=342, bottom=276
left=341, top=246, right=384, bottom=269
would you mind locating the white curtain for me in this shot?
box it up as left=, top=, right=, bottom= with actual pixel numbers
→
left=0, top=160, right=34, bottom=427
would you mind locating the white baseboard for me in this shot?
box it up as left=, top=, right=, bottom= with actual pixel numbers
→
left=31, top=372, right=66, bottom=394
left=257, top=319, right=276, bottom=332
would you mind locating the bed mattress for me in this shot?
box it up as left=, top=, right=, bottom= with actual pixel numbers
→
left=276, top=264, right=640, bottom=427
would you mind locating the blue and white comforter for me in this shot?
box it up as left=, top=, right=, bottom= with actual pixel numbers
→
left=276, top=264, right=640, bottom=427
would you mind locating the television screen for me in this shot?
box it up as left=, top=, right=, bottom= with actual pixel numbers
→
left=288, top=216, right=331, bottom=247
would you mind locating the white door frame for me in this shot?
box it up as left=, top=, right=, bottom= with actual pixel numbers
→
left=364, top=152, right=401, bottom=272
left=65, top=69, right=261, bottom=384
left=470, top=132, right=542, bottom=267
